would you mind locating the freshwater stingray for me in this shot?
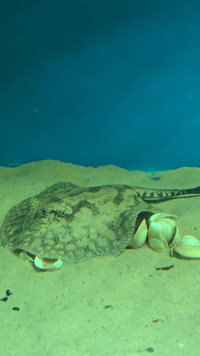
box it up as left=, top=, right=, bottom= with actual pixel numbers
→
left=0, top=182, right=200, bottom=264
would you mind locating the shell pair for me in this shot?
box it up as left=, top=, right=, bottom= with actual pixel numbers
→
left=15, top=249, right=63, bottom=271
left=130, top=212, right=200, bottom=259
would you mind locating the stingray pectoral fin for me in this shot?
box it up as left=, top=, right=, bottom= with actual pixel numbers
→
left=34, top=256, right=63, bottom=271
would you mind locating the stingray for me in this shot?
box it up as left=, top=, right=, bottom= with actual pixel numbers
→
left=0, top=182, right=200, bottom=264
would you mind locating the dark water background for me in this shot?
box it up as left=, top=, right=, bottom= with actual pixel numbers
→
left=1, top=0, right=200, bottom=170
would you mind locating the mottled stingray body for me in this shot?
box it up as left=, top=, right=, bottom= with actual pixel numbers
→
left=1, top=182, right=200, bottom=263
left=0, top=182, right=155, bottom=263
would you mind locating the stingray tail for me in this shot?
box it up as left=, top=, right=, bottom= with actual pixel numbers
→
left=135, top=185, right=200, bottom=203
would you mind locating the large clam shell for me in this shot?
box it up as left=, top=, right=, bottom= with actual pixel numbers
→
left=129, top=218, right=148, bottom=249
left=171, top=235, right=200, bottom=259
left=148, top=213, right=179, bottom=252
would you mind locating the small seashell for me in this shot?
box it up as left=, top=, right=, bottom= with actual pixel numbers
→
left=13, top=248, right=36, bottom=262
left=13, top=249, right=63, bottom=271
left=130, top=218, right=148, bottom=248
left=34, top=256, right=63, bottom=271
left=171, top=235, right=200, bottom=259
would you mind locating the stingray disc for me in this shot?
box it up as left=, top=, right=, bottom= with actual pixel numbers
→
left=0, top=182, right=152, bottom=263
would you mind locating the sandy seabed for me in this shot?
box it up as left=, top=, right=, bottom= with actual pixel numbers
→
left=0, top=160, right=200, bottom=356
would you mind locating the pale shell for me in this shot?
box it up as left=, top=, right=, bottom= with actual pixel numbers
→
left=34, top=256, right=63, bottom=271
left=148, top=232, right=169, bottom=251
left=13, top=248, right=36, bottom=262
left=130, top=218, right=148, bottom=249
left=13, top=248, right=63, bottom=271
left=149, top=213, right=178, bottom=223
left=148, top=213, right=179, bottom=251
left=171, top=235, right=200, bottom=259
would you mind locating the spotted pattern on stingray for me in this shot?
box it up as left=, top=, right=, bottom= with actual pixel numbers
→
left=0, top=182, right=156, bottom=263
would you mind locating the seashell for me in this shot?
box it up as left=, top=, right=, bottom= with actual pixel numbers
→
left=34, top=256, right=63, bottom=271
left=171, top=235, right=200, bottom=259
left=149, top=213, right=178, bottom=223
left=13, top=248, right=63, bottom=271
left=13, top=248, right=36, bottom=262
left=130, top=218, right=148, bottom=248
left=148, top=232, right=169, bottom=251
left=148, top=213, right=179, bottom=252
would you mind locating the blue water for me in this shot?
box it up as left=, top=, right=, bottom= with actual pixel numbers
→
left=1, top=0, right=200, bottom=170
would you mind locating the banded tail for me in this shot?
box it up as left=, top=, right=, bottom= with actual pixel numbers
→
left=134, top=185, right=200, bottom=203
